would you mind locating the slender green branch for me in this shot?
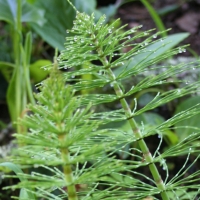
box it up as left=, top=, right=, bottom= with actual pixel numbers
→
left=55, top=51, right=78, bottom=200
left=15, top=0, right=22, bottom=133
left=110, top=67, right=169, bottom=200
left=24, top=32, right=35, bottom=105
left=96, top=42, right=169, bottom=200
left=67, top=0, right=77, bottom=11
left=60, top=144, right=78, bottom=200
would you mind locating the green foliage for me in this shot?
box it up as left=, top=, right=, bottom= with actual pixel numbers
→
left=114, top=32, right=189, bottom=76
left=29, top=0, right=75, bottom=50
left=0, top=0, right=45, bottom=130
left=2, top=4, right=200, bottom=200
left=0, top=162, right=36, bottom=199
left=0, top=0, right=119, bottom=130
left=0, top=0, right=45, bottom=25
left=29, top=0, right=118, bottom=50
left=0, top=0, right=36, bottom=132
left=6, top=31, right=35, bottom=128
left=174, top=96, right=200, bottom=140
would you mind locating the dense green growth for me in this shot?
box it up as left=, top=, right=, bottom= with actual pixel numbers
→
left=1, top=1, right=200, bottom=200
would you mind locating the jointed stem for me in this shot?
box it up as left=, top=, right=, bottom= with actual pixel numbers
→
left=110, top=70, right=169, bottom=200
left=54, top=54, right=78, bottom=200
left=97, top=48, right=169, bottom=200
left=60, top=135, right=78, bottom=200
left=61, top=148, right=78, bottom=200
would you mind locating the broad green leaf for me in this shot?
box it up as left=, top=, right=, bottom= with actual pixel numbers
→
left=174, top=96, right=200, bottom=140
left=74, top=0, right=103, bottom=21
left=98, top=4, right=120, bottom=21
left=74, top=0, right=96, bottom=14
left=30, top=0, right=75, bottom=50
left=114, top=33, right=190, bottom=76
left=30, top=59, right=51, bottom=83
left=0, top=0, right=45, bottom=26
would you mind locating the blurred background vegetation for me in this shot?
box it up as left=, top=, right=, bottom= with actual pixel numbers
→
left=0, top=0, right=200, bottom=199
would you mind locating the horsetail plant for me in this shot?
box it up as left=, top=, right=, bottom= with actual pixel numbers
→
left=2, top=1, right=200, bottom=199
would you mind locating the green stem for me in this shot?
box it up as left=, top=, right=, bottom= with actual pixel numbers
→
left=23, top=32, right=35, bottom=105
left=13, top=0, right=35, bottom=133
left=96, top=47, right=169, bottom=200
left=111, top=71, right=169, bottom=199
left=15, top=0, right=22, bottom=133
left=60, top=138, right=78, bottom=200
left=55, top=53, right=77, bottom=199
left=62, top=151, right=78, bottom=200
